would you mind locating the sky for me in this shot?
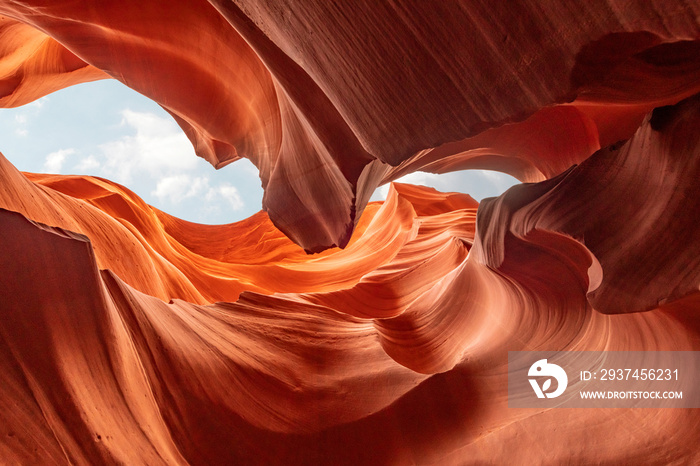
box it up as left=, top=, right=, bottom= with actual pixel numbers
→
left=0, top=79, right=519, bottom=225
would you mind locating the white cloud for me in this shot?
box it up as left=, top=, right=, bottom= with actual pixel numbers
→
left=28, top=97, right=48, bottom=109
left=43, top=148, right=75, bottom=174
left=14, top=113, right=28, bottom=137
left=152, top=174, right=209, bottom=204
left=372, top=169, right=520, bottom=202
left=206, top=183, right=244, bottom=210
left=152, top=173, right=245, bottom=216
left=99, top=109, right=198, bottom=183
left=479, top=170, right=514, bottom=191
left=75, top=155, right=101, bottom=171
left=13, top=98, right=47, bottom=137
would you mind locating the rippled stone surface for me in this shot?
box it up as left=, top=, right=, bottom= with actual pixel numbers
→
left=0, top=1, right=699, bottom=464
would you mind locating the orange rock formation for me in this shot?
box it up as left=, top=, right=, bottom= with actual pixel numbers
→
left=0, top=1, right=699, bottom=464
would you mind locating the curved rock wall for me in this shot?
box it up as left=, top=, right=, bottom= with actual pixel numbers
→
left=0, top=1, right=699, bottom=464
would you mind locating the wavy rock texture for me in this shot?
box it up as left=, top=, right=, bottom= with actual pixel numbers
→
left=0, top=1, right=700, bottom=465
left=2, top=1, right=700, bottom=250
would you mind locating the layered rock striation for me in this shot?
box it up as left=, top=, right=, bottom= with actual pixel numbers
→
left=0, top=1, right=700, bottom=464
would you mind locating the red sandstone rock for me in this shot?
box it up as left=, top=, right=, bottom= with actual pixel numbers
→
left=2, top=1, right=700, bottom=250
left=2, top=166, right=699, bottom=463
left=0, top=1, right=699, bottom=464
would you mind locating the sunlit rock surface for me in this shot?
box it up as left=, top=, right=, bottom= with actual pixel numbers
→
left=0, top=1, right=700, bottom=464
left=2, top=0, right=700, bottom=250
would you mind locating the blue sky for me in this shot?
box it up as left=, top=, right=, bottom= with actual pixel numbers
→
left=0, top=79, right=518, bottom=225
